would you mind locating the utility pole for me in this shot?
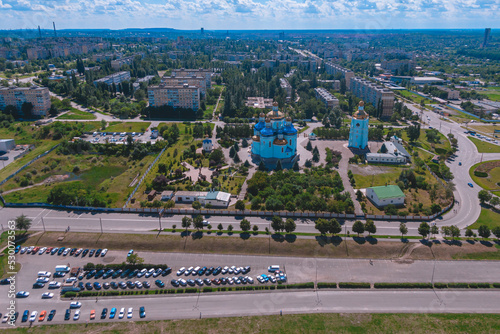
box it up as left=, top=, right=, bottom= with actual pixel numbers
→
left=41, top=217, right=46, bottom=232
left=99, top=218, right=103, bottom=234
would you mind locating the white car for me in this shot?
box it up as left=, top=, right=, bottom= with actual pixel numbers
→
left=65, top=277, right=77, bottom=283
left=222, top=266, right=229, bottom=274
left=2, top=314, right=10, bottom=323
left=73, top=310, right=80, bottom=320
left=202, top=220, right=210, bottom=226
left=176, top=267, right=186, bottom=276
left=48, top=281, right=61, bottom=288
left=63, top=248, right=70, bottom=256
left=184, top=267, right=194, bottom=276
left=36, top=277, right=49, bottom=283
left=29, top=311, right=38, bottom=322
left=119, top=308, right=125, bottom=319
left=38, top=271, right=52, bottom=277
left=70, top=301, right=82, bottom=309
left=227, top=277, right=234, bottom=285
left=42, top=292, right=54, bottom=299
left=101, top=249, right=108, bottom=256
left=39, top=247, right=47, bottom=254
left=127, top=308, right=133, bottom=319
left=135, top=281, right=143, bottom=289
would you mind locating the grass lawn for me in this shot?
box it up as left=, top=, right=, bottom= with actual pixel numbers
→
left=469, top=160, right=500, bottom=190
left=469, top=207, right=500, bottom=230
left=3, top=313, right=500, bottom=333
left=401, top=129, right=451, bottom=157
left=22, top=231, right=500, bottom=261
left=56, top=108, right=96, bottom=120
left=351, top=167, right=402, bottom=189
left=468, top=136, right=500, bottom=153
left=106, top=122, right=151, bottom=133
left=479, top=88, right=500, bottom=102
left=397, top=90, right=435, bottom=105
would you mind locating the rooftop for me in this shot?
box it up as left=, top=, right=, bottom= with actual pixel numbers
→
left=370, top=185, right=405, bottom=199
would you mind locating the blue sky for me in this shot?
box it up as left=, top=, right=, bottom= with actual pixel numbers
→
left=0, top=0, right=498, bottom=30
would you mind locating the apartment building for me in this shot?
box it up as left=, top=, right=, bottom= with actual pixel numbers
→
left=436, top=87, right=460, bottom=100
left=161, top=75, right=207, bottom=95
left=350, top=77, right=395, bottom=118
left=0, top=86, right=51, bottom=116
left=245, top=97, right=274, bottom=109
left=170, top=68, right=212, bottom=89
left=93, top=71, right=131, bottom=89
left=381, top=59, right=414, bottom=74
left=280, top=78, right=292, bottom=101
left=314, top=87, right=339, bottom=109
left=324, top=62, right=354, bottom=86
left=148, top=83, right=200, bottom=111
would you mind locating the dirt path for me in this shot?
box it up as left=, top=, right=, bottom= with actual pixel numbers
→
left=2, top=174, right=70, bottom=195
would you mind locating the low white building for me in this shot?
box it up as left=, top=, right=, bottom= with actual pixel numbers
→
left=160, top=191, right=174, bottom=201
left=0, top=139, right=15, bottom=153
left=366, top=185, right=405, bottom=207
left=202, top=138, right=213, bottom=152
left=174, top=191, right=208, bottom=203
left=366, top=136, right=411, bottom=164
left=200, top=191, right=231, bottom=208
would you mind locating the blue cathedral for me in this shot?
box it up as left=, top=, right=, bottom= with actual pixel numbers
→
left=251, top=102, right=298, bottom=168
left=348, top=101, right=369, bottom=150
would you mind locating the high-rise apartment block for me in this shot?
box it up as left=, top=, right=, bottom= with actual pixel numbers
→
left=350, top=77, right=394, bottom=118
left=170, top=68, right=212, bottom=89
left=324, top=62, right=354, bottom=86
left=148, top=84, right=200, bottom=111
left=0, top=86, right=51, bottom=116
left=314, top=87, right=339, bottom=109
left=161, top=75, right=207, bottom=95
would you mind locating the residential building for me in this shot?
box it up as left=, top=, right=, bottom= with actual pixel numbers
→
left=436, top=87, right=460, bottom=100
left=160, top=191, right=174, bottom=201
left=170, top=68, right=212, bottom=89
left=280, top=78, right=292, bottom=101
left=324, top=62, right=354, bottom=86
left=314, top=87, right=339, bottom=109
left=111, top=56, right=135, bottom=71
left=366, top=136, right=411, bottom=164
left=162, top=75, right=207, bottom=95
left=411, top=77, right=445, bottom=85
left=381, top=59, right=414, bottom=74
left=251, top=103, right=298, bottom=168
left=366, top=185, right=405, bottom=208
left=350, top=77, right=395, bottom=118
left=0, top=86, right=51, bottom=116
left=245, top=97, right=274, bottom=109
left=348, top=101, right=369, bottom=150
left=148, top=84, right=200, bottom=111
left=318, top=79, right=341, bottom=91
left=93, top=71, right=131, bottom=89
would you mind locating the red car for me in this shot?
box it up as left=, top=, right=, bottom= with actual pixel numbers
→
left=46, top=247, right=53, bottom=254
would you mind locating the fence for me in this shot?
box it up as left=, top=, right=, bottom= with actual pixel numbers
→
left=123, top=145, right=167, bottom=207
left=0, top=143, right=61, bottom=187
left=446, top=104, right=500, bottom=123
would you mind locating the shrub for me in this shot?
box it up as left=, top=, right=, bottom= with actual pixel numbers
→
left=447, top=283, right=469, bottom=289
left=338, top=282, right=370, bottom=289
left=317, top=282, right=337, bottom=289
left=373, top=283, right=432, bottom=289
left=492, top=283, right=500, bottom=288
left=433, top=283, right=448, bottom=289
left=474, top=171, right=488, bottom=177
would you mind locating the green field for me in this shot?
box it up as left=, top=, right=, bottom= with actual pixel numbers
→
left=469, top=207, right=500, bottom=230
left=3, top=312, right=500, bottom=333
left=57, top=108, right=96, bottom=120
left=479, top=87, right=500, bottom=102
left=401, top=128, right=451, bottom=158
left=397, top=90, right=435, bottom=105
left=469, top=160, right=500, bottom=190
left=351, top=168, right=402, bottom=189
left=468, top=136, right=500, bottom=153
left=106, top=121, right=151, bottom=133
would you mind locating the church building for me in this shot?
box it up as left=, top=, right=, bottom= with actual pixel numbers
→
left=348, top=101, right=369, bottom=150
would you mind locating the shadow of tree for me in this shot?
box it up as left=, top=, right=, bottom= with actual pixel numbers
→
left=480, top=240, right=494, bottom=247
left=353, top=236, right=366, bottom=245
left=191, top=231, right=203, bottom=240
left=284, top=234, right=296, bottom=243
left=239, top=233, right=250, bottom=240
left=272, top=234, right=284, bottom=243
left=366, top=236, right=378, bottom=245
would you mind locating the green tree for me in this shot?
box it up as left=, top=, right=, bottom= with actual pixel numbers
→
left=478, top=225, right=491, bottom=239
left=306, top=141, right=313, bottom=151
left=271, top=216, right=284, bottom=233
left=399, top=223, right=408, bottom=238
left=252, top=225, right=259, bottom=233
left=418, top=222, right=430, bottom=239
left=478, top=190, right=492, bottom=205
left=193, top=215, right=204, bottom=230
left=258, top=161, right=267, bottom=171
left=240, top=218, right=251, bottom=232
left=352, top=220, right=365, bottom=236
left=235, top=200, right=245, bottom=211
left=100, top=119, right=106, bottom=130
left=450, top=225, right=461, bottom=239
left=227, top=224, right=234, bottom=232
left=490, top=196, right=500, bottom=208
left=430, top=224, right=439, bottom=237
left=15, top=214, right=32, bottom=233
left=315, top=218, right=330, bottom=235
left=406, top=124, right=421, bottom=142
left=465, top=228, right=474, bottom=239
left=293, top=161, right=299, bottom=171
left=217, top=223, right=223, bottom=232
left=126, top=253, right=144, bottom=265
left=181, top=216, right=192, bottom=231
left=284, top=218, right=296, bottom=234
left=275, top=160, right=283, bottom=171
left=192, top=201, right=201, bottom=209
left=364, top=219, right=376, bottom=236
left=492, top=226, right=500, bottom=239
left=329, top=218, right=342, bottom=236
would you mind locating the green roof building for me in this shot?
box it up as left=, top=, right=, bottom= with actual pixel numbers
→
left=366, top=185, right=405, bottom=207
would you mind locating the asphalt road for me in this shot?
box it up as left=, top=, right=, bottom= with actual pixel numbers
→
left=2, top=290, right=500, bottom=327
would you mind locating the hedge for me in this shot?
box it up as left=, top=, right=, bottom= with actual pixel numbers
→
left=338, top=282, right=370, bottom=289
left=374, top=283, right=433, bottom=289
left=447, top=283, right=470, bottom=289
left=317, top=282, right=337, bottom=289
left=474, top=171, right=488, bottom=177
left=433, top=283, right=448, bottom=289
left=468, top=283, right=491, bottom=289
left=493, top=283, right=500, bottom=288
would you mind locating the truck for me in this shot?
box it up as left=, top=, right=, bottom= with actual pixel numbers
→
left=55, top=265, right=71, bottom=273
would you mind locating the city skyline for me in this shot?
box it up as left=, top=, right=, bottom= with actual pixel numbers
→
left=0, top=0, right=499, bottom=31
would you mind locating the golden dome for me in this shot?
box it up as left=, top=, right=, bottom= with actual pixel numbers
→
left=359, top=101, right=364, bottom=107
left=259, top=112, right=265, bottom=118
left=353, top=100, right=368, bottom=120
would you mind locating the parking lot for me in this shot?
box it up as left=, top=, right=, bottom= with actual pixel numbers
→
left=80, top=131, right=155, bottom=145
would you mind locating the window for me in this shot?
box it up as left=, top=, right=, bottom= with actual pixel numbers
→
left=269, top=142, right=271, bottom=148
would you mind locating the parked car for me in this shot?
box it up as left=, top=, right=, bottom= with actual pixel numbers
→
left=58, top=247, right=66, bottom=255
left=95, top=249, right=102, bottom=257
left=48, top=310, right=56, bottom=321
left=29, top=311, right=38, bottom=322
left=109, top=308, right=117, bottom=319
left=170, top=279, right=179, bottom=287
left=101, top=249, right=108, bottom=257
left=127, top=249, right=134, bottom=257
left=161, top=267, right=172, bottom=276
left=0, top=278, right=11, bottom=285
left=89, top=249, right=95, bottom=257
left=155, top=279, right=165, bottom=287
left=73, top=310, right=80, bottom=320
left=101, top=308, right=108, bottom=319
left=36, top=277, right=49, bottom=283
left=53, top=272, right=66, bottom=278
left=37, top=271, right=51, bottom=277
left=33, top=282, right=45, bottom=289
left=21, top=310, right=29, bottom=322
left=48, top=281, right=61, bottom=289
left=139, top=306, right=146, bottom=318
left=70, top=302, right=82, bottom=309
left=90, top=310, right=96, bottom=320
left=38, top=310, right=47, bottom=322
left=468, top=182, right=473, bottom=187
left=118, top=308, right=125, bottom=319
left=41, top=292, right=54, bottom=299
left=82, top=249, right=89, bottom=257
left=64, top=309, right=71, bottom=320
left=127, top=308, right=133, bottom=319
left=176, top=267, right=186, bottom=276
left=16, top=291, right=30, bottom=298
